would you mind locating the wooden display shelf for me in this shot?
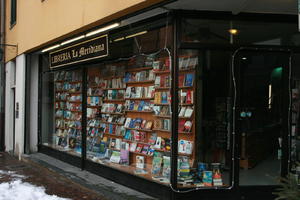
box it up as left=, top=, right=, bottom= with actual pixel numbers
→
left=130, top=151, right=152, bottom=157
left=103, top=99, right=125, bottom=102
left=68, top=101, right=82, bottom=103
left=103, top=133, right=123, bottom=138
left=55, top=90, right=66, bottom=93
left=178, top=131, right=192, bottom=134
left=179, top=68, right=195, bottom=72
left=102, top=75, right=124, bottom=80
left=180, top=103, right=194, bottom=106
left=88, top=85, right=102, bottom=88
left=153, top=70, right=170, bottom=74
left=67, top=110, right=82, bottom=112
left=87, top=95, right=103, bottom=97
left=87, top=105, right=100, bottom=108
left=103, top=88, right=126, bottom=90
left=125, top=110, right=153, bottom=113
left=153, top=129, right=170, bottom=133
left=68, top=91, right=82, bottom=94
left=123, top=139, right=149, bottom=146
left=126, top=80, right=154, bottom=84
left=125, top=97, right=154, bottom=100
left=100, top=112, right=124, bottom=115
left=55, top=99, right=67, bottom=102
left=154, top=103, right=169, bottom=106
left=179, top=116, right=193, bottom=119
left=69, top=81, right=82, bottom=84
left=55, top=117, right=80, bottom=121
left=126, top=67, right=152, bottom=72
left=179, top=86, right=193, bottom=89
left=154, top=115, right=171, bottom=118
left=124, top=127, right=153, bottom=132
left=155, top=87, right=170, bottom=90
left=99, top=121, right=124, bottom=126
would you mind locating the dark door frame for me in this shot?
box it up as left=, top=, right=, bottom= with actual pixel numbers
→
left=231, top=47, right=292, bottom=187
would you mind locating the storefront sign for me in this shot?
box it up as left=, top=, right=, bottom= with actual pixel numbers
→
left=49, top=35, right=108, bottom=69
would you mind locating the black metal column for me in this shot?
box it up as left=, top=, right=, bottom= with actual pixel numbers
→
left=81, top=67, right=87, bottom=170
left=170, top=12, right=179, bottom=199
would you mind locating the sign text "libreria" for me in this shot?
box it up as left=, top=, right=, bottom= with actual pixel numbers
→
left=49, top=35, right=108, bottom=69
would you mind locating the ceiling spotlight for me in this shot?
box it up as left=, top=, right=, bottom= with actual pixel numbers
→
left=229, top=29, right=239, bottom=35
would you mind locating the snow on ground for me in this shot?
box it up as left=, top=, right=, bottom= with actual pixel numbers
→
left=0, top=170, right=71, bottom=200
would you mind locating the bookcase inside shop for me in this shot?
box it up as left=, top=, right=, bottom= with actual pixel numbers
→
left=53, top=70, right=83, bottom=156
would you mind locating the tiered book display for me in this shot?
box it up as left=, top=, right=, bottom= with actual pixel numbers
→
left=50, top=53, right=206, bottom=186
left=84, top=54, right=198, bottom=185
left=52, top=70, right=83, bottom=156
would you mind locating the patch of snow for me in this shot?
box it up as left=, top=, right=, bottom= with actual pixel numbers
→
left=0, top=170, right=71, bottom=200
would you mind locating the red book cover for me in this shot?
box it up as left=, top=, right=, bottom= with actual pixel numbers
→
left=186, top=90, right=192, bottom=104
left=164, top=57, right=170, bottom=70
left=160, top=75, right=166, bottom=87
left=178, top=74, right=185, bottom=87
left=135, top=144, right=143, bottom=153
left=178, top=119, right=186, bottom=132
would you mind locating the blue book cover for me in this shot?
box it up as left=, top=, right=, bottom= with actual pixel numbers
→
left=109, top=124, right=114, bottom=134
left=129, top=101, right=135, bottom=110
left=124, top=73, right=131, bottom=83
left=184, top=73, right=194, bottom=87
left=161, top=92, right=168, bottom=103
left=129, top=119, right=136, bottom=128
left=138, top=101, right=145, bottom=111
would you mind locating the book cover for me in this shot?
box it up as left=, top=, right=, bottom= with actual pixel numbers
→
left=110, top=151, right=121, bottom=163
left=140, top=119, right=147, bottom=129
left=179, top=107, right=186, bottom=117
left=151, top=155, right=163, bottom=175
left=178, top=119, right=186, bottom=132
left=130, top=142, right=137, bottom=152
left=145, top=121, right=153, bottom=130
left=161, top=92, right=168, bottom=104
left=124, top=118, right=132, bottom=128
left=185, top=141, right=193, bottom=155
left=141, top=145, right=150, bottom=154
left=162, top=156, right=171, bottom=178
left=129, top=118, right=136, bottom=128
left=153, top=106, right=160, bottom=115
left=133, top=131, right=141, bottom=142
left=120, top=149, right=129, bottom=165
left=152, top=61, right=161, bottom=71
left=135, top=144, right=143, bottom=153
left=154, top=137, right=162, bottom=149
left=184, top=107, right=193, bottom=118
left=184, top=73, right=194, bottom=87
left=125, top=87, right=131, bottom=98
left=183, top=121, right=193, bottom=132
left=138, top=101, right=145, bottom=111
left=154, top=76, right=161, bottom=87
left=136, top=156, right=145, bottom=169
left=154, top=92, right=161, bottom=104
left=149, top=133, right=157, bottom=145
left=134, top=118, right=142, bottom=129
left=203, top=171, right=213, bottom=186
left=154, top=119, right=162, bottom=130
left=178, top=74, right=185, bottom=87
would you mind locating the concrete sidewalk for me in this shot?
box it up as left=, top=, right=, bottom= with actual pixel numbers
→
left=0, top=152, right=156, bottom=200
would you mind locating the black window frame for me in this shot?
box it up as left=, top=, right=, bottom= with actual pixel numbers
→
left=10, top=0, right=17, bottom=28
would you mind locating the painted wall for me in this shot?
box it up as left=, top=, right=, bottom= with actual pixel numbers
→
left=4, top=60, right=15, bottom=153
left=29, top=54, right=39, bottom=152
left=5, top=0, right=166, bottom=62
left=14, top=54, right=26, bottom=158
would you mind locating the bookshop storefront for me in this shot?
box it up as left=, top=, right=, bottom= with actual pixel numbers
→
left=38, top=11, right=300, bottom=200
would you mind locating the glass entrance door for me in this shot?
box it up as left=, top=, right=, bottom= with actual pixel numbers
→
left=233, top=49, right=290, bottom=186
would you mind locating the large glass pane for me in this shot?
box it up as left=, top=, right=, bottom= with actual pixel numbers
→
left=176, top=50, right=232, bottom=188
left=84, top=25, right=173, bottom=184
left=41, top=69, right=83, bottom=157
left=181, top=18, right=300, bottom=46
left=291, top=53, right=300, bottom=184
left=235, top=51, right=289, bottom=185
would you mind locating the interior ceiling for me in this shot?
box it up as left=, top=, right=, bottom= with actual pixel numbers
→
left=165, top=0, right=297, bottom=15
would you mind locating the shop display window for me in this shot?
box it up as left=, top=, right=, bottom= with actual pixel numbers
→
left=41, top=69, right=83, bottom=157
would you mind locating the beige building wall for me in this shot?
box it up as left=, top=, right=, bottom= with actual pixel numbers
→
left=5, top=0, right=166, bottom=62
